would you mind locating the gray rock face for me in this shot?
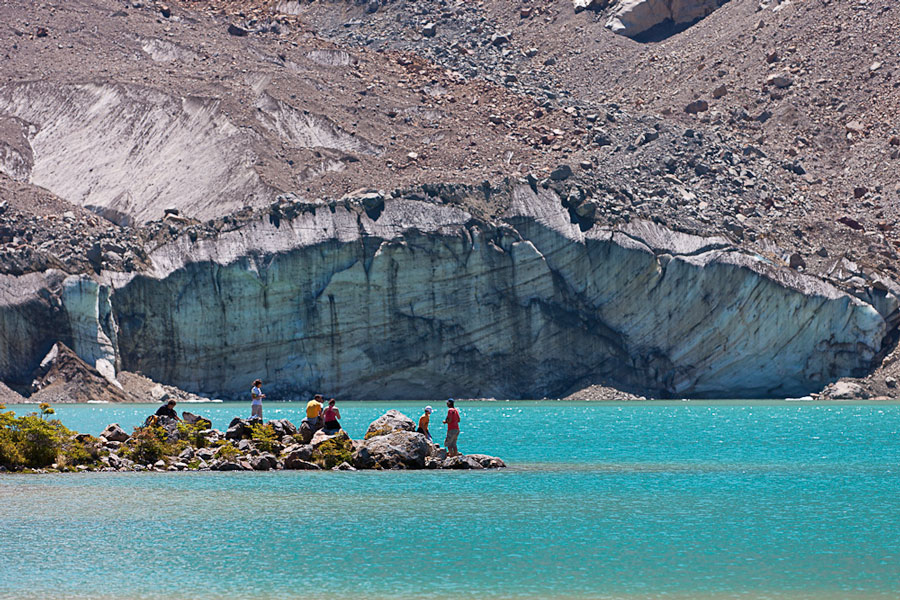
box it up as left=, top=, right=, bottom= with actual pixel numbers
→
left=0, top=187, right=887, bottom=399
left=365, top=410, right=416, bottom=438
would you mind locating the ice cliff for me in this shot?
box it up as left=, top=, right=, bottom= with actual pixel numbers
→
left=0, top=185, right=886, bottom=399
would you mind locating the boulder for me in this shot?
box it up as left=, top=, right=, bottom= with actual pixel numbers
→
left=443, top=455, right=485, bottom=470
left=685, top=100, right=709, bottom=114
left=196, top=447, right=216, bottom=461
left=296, top=419, right=321, bottom=444
left=268, top=419, right=298, bottom=438
left=467, top=454, right=507, bottom=469
left=250, top=453, right=276, bottom=471
left=100, top=423, right=129, bottom=443
left=215, top=461, right=243, bottom=471
left=332, top=461, right=357, bottom=471
left=282, top=444, right=314, bottom=467
left=225, top=418, right=254, bottom=440
left=365, top=410, right=415, bottom=439
left=573, top=0, right=607, bottom=13
left=606, top=0, right=727, bottom=38
left=182, top=412, right=212, bottom=428
left=766, top=73, right=794, bottom=89
left=352, top=431, right=430, bottom=469
left=283, top=452, right=321, bottom=470
left=826, top=380, right=868, bottom=400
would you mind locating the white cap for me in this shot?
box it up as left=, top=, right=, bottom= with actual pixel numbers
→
left=424, top=406, right=433, bottom=413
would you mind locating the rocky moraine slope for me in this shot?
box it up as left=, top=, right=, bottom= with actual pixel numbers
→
left=0, top=0, right=898, bottom=401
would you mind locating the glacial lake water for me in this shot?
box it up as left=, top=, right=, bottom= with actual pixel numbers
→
left=2, top=400, right=900, bottom=600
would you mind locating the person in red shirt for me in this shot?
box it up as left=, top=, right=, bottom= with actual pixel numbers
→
left=443, top=398, right=461, bottom=457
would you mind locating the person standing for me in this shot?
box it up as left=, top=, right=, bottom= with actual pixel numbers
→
left=322, top=398, right=341, bottom=433
left=417, top=405, right=433, bottom=442
left=251, top=379, right=265, bottom=420
left=443, top=399, right=460, bottom=457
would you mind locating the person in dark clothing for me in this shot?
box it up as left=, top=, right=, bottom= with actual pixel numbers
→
left=154, top=400, right=181, bottom=421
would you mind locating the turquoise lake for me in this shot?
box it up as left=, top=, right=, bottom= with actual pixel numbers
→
left=2, top=400, right=900, bottom=599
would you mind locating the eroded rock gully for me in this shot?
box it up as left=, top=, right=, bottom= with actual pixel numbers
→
left=0, top=185, right=887, bottom=400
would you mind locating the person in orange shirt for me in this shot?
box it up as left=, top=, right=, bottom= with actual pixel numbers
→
left=417, top=406, right=433, bottom=442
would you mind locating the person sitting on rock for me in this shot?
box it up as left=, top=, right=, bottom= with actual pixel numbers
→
left=155, top=399, right=181, bottom=421
left=322, top=398, right=341, bottom=433
left=443, top=399, right=460, bottom=457
left=250, top=379, right=265, bottom=420
left=303, top=394, right=324, bottom=431
left=417, top=405, right=433, bottom=442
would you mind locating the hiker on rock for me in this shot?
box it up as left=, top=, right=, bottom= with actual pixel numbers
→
left=322, top=398, right=341, bottom=434
left=443, top=399, right=460, bottom=457
left=155, top=399, right=181, bottom=421
left=304, top=394, right=324, bottom=431
left=417, top=405, right=434, bottom=442
left=250, top=379, right=265, bottom=420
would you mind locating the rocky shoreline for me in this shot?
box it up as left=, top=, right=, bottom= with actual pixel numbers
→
left=0, top=407, right=505, bottom=474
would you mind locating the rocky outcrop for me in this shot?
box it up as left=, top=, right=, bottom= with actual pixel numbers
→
left=365, top=409, right=416, bottom=438
left=0, top=410, right=502, bottom=473
left=0, top=185, right=889, bottom=399
left=605, top=0, right=730, bottom=39
left=29, top=342, right=130, bottom=404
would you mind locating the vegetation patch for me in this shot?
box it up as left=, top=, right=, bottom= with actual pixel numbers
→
left=364, top=427, right=392, bottom=440
left=249, top=422, right=278, bottom=453
left=0, top=403, right=102, bottom=471
left=312, top=436, right=353, bottom=469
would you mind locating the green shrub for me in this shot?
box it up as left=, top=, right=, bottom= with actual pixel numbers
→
left=58, top=436, right=101, bottom=468
left=249, top=422, right=278, bottom=453
left=216, top=443, right=240, bottom=462
left=0, top=405, right=74, bottom=469
left=313, top=436, right=353, bottom=469
left=176, top=421, right=208, bottom=449
left=121, top=426, right=172, bottom=465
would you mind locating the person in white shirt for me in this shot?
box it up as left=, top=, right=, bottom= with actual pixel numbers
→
left=251, top=379, right=265, bottom=420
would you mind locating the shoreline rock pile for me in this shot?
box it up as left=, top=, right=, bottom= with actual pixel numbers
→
left=17, top=409, right=505, bottom=474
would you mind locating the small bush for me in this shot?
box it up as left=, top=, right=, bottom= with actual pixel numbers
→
left=313, top=436, right=353, bottom=469
left=249, top=422, right=278, bottom=453
left=176, top=421, right=208, bottom=449
left=121, top=426, right=172, bottom=465
left=216, top=444, right=240, bottom=462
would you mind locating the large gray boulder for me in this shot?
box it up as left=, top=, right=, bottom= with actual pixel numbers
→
left=100, top=423, right=129, bottom=443
left=824, top=380, right=868, bottom=400
left=606, top=0, right=728, bottom=38
left=467, top=454, right=507, bottom=469
left=225, top=417, right=256, bottom=440
left=365, top=410, right=415, bottom=439
left=352, top=431, right=430, bottom=469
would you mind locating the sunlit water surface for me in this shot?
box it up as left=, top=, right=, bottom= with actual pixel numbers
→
left=2, top=400, right=899, bottom=599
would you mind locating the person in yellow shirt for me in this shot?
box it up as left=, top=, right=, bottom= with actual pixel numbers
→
left=303, top=394, right=324, bottom=432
